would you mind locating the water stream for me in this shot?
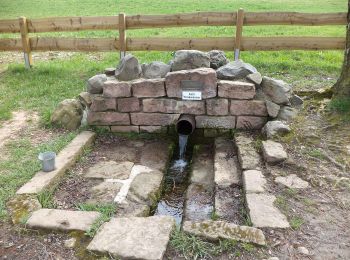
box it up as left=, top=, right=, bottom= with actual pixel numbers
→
left=178, top=134, right=188, bottom=159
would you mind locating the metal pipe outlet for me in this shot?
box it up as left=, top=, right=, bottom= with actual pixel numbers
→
left=176, top=114, right=196, bottom=135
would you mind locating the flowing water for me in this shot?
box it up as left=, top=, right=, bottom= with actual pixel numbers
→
left=178, top=134, right=188, bottom=159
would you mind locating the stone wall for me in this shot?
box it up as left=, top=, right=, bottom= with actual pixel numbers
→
left=86, top=67, right=268, bottom=134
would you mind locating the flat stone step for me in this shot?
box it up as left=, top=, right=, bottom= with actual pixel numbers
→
left=262, top=140, right=288, bottom=164
left=246, top=193, right=290, bottom=228
left=243, top=170, right=266, bottom=194
left=26, top=209, right=101, bottom=232
left=87, top=216, right=175, bottom=260
left=17, top=131, right=96, bottom=194
left=234, top=133, right=261, bottom=170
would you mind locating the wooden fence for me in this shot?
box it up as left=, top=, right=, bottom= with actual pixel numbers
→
left=0, top=10, right=347, bottom=68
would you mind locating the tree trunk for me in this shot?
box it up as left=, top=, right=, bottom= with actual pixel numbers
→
left=333, top=1, right=350, bottom=98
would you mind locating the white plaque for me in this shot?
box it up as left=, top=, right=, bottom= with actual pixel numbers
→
left=182, top=91, right=202, bottom=100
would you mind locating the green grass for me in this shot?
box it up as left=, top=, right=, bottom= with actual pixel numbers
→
left=329, top=98, right=350, bottom=113
left=290, top=216, right=305, bottom=230
left=37, top=189, right=56, bottom=208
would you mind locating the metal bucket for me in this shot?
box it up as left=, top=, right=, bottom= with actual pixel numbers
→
left=38, top=151, right=56, bottom=172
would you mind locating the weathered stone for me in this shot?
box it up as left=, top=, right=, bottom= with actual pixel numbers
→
left=195, top=116, right=236, bottom=129
left=78, top=92, right=93, bottom=107
left=261, top=76, right=291, bottom=105
left=246, top=193, right=290, bottom=228
left=184, top=184, right=213, bottom=221
left=117, top=97, right=140, bottom=112
left=216, top=60, right=257, bottom=80
left=142, top=61, right=171, bottom=79
left=140, top=141, right=171, bottom=172
left=90, top=96, right=116, bottom=112
left=243, top=170, right=266, bottom=193
left=236, top=116, right=267, bottom=130
left=183, top=220, right=266, bottom=246
left=230, top=100, right=268, bottom=116
left=262, top=121, right=291, bottom=139
left=191, top=145, right=214, bottom=188
left=64, top=238, right=77, bottom=248
left=87, top=74, right=107, bottom=94
left=17, top=131, right=96, bottom=194
left=262, top=140, right=288, bottom=164
left=171, top=50, right=210, bottom=71
left=235, top=133, right=261, bottom=170
left=275, top=174, right=309, bottom=189
left=218, top=80, right=256, bottom=99
left=6, top=195, right=42, bottom=224
left=206, top=99, right=228, bottom=115
left=27, top=209, right=101, bottom=232
left=165, top=68, right=217, bottom=98
left=290, top=94, right=304, bottom=108
left=297, top=246, right=310, bottom=255
left=131, top=113, right=179, bottom=126
left=115, top=54, right=142, bottom=81
left=143, top=99, right=205, bottom=115
left=246, top=72, right=262, bottom=85
left=207, top=50, right=229, bottom=69
left=85, top=161, right=134, bottom=179
left=103, top=80, right=131, bottom=98
left=110, top=125, right=139, bottom=133
left=104, top=68, right=115, bottom=76
left=88, top=181, right=123, bottom=204
left=277, top=106, right=298, bottom=122
left=131, top=78, right=166, bottom=98
left=140, top=126, right=167, bottom=133
left=87, top=112, right=130, bottom=126
left=116, top=200, right=150, bottom=217
left=265, top=100, right=280, bottom=118
left=51, top=99, right=83, bottom=130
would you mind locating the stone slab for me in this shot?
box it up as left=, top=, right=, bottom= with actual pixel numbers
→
left=275, top=174, right=309, bottom=189
left=235, top=133, right=261, bottom=170
left=88, top=181, right=123, bottom=204
left=246, top=193, right=290, bottom=228
left=183, top=220, right=266, bottom=246
left=26, top=209, right=101, bottom=232
left=140, top=141, right=172, bottom=172
left=87, top=216, right=175, bottom=260
left=262, top=140, right=288, bottom=164
left=17, top=131, right=96, bottom=194
left=184, top=184, right=213, bottom=222
left=85, top=161, right=134, bottom=179
left=243, top=170, right=266, bottom=193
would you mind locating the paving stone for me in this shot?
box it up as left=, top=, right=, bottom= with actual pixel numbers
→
left=87, top=216, right=175, bottom=260
left=26, top=209, right=101, bottom=232
left=140, top=141, right=171, bottom=172
left=6, top=195, right=42, bottom=224
left=235, top=133, right=261, bottom=170
left=190, top=145, right=214, bottom=188
left=275, top=174, right=309, bottom=189
left=184, top=184, right=214, bottom=222
left=88, top=181, right=123, bottom=203
left=17, top=131, right=96, bottom=194
left=243, top=170, right=266, bottom=193
left=262, top=140, right=288, bottom=164
left=183, top=220, right=266, bottom=246
left=246, top=193, right=290, bottom=228
left=85, top=161, right=134, bottom=179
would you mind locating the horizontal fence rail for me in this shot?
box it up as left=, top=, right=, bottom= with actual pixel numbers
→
left=0, top=10, right=347, bottom=67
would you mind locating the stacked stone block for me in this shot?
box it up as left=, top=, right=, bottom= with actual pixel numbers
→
left=87, top=68, right=268, bottom=133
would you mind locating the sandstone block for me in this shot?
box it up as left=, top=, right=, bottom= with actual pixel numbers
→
left=206, top=99, right=228, bottom=115
left=262, top=140, right=288, bottom=164
left=140, top=126, right=167, bottom=133
left=131, top=78, right=166, bottom=97
left=243, top=170, right=266, bottom=193
left=275, top=174, right=309, bottom=189
left=117, top=97, right=140, bottom=112
left=143, top=99, right=205, bottom=115
left=218, top=80, right=255, bottom=99
left=165, top=68, right=217, bottom=98
left=90, top=97, right=116, bottom=112
left=87, top=112, right=130, bottom=126
left=230, top=100, right=267, bottom=116
left=236, top=116, right=267, bottom=130
left=131, top=113, right=179, bottom=126
left=195, top=116, right=235, bottom=129
left=103, top=80, right=131, bottom=98
left=235, top=133, right=261, bottom=170
left=111, top=125, right=140, bottom=133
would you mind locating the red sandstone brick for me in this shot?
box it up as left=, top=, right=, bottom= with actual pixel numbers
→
left=195, top=116, right=236, bottom=129
left=142, top=99, right=205, bottom=115
left=130, top=113, right=179, bottom=126
left=87, top=112, right=130, bottom=126
left=218, top=80, right=255, bottom=99
left=206, top=99, right=228, bottom=115
left=230, top=100, right=268, bottom=116
left=131, top=78, right=166, bottom=97
left=139, top=126, right=167, bottom=133
left=165, top=68, right=217, bottom=99
left=111, top=125, right=139, bottom=133
left=103, top=80, right=131, bottom=98
left=236, top=116, right=267, bottom=130
left=118, top=97, right=141, bottom=112
left=90, top=96, right=117, bottom=112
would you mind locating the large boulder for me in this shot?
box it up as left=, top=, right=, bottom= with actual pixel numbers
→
left=265, top=100, right=280, bottom=118
left=115, top=54, right=142, bottom=81
left=51, top=99, right=83, bottom=130
left=261, top=77, right=292, bottom=105
left=141, top=61, right=171, bottom=79
left=262, top=121, right=291, bottom=139
left=207, top=50, right=229, bottom=69
left=171, top=50, right=210, bottom=71
left=87, top=74, right=107, bottom=94
left=216, top=60, right=257, bottom=80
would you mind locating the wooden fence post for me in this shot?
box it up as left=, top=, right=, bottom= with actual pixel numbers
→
left=119, top=13, right=126, bottom=59
left=234, top=8, right=244, bottom=60
left=18, top=16, right=32, bottom=68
